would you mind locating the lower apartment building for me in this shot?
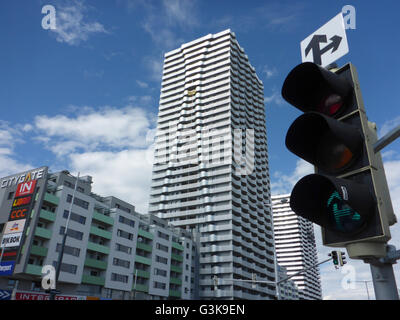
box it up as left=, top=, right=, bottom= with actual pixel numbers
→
left=0, top=167, right=196, bottom=300
left=272, top=194, right=322, bottom=300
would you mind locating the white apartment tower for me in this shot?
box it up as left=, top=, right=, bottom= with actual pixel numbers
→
left=149, top=30, right=276, bottom=300
left=272, top=194, right=322, bottom=300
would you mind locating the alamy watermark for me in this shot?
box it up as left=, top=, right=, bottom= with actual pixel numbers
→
left=342, top=5, right=356, bottom=30
left=41, top=5, right=56, bottom=30
left=41, top=265, right=56, bottom=290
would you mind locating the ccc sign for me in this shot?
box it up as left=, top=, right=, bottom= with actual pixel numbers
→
left=9, top=206, right=29, bottom=221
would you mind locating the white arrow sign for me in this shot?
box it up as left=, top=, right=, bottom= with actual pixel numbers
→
left=300, top=13, right=349, bottom=67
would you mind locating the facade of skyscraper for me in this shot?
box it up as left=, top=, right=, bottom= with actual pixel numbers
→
left=0, top=167, right=196, bottom=300
left=149, top=29, right=276, bottom=300
left=272, top=194, right=322, bottom=300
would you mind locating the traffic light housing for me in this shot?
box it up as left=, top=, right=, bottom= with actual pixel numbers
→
left=338, top=251, right=347, bottom=267
left=330, top=251, right=339, bottom=267
left=282, top=62, right=396, bottom=257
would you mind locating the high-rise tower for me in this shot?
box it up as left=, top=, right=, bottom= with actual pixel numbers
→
left=272, top=194, right=322, bottom=300
left=149, top=29, right=275, bottom=300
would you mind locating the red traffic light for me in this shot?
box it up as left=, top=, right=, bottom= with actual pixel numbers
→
left=281, top=62, right=353, bottom=118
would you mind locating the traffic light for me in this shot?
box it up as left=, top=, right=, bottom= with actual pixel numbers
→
left=281, top=62, right=396, bottom=257
left=338, top=251, right=347, bottom=267
left=329, top=250, right=339, bottom=268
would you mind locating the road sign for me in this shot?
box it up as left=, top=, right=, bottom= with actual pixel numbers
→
left=300, top=13, right=349, bottom=67
left=0, top=289, right=11, bottom=300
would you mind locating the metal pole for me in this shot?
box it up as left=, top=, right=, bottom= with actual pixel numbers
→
left=276, top=257, right=332, bottom=285
left=365, top=245, right=400, bottom=300
left=365, top=281, right=370, bottom=300
left=49, top=172, right=80, bottom=300
left=369, top=262, right=399, bottom=300
left=133, top=269, right=137, bottom=300
left=373, top=124, right=400, bottom=153
left=11, top=280, right=19, bottom=300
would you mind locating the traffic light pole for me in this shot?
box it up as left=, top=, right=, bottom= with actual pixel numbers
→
left=364, top=245, right=400, bottom=300
left=366, top=125, right=400, bottom=300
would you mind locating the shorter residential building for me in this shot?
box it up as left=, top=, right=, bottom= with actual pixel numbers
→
left=277, top=265, right=299, bottom=300
left=272, top=194, right=322, bottom=300
left=0, top=167, right=197, bottom=300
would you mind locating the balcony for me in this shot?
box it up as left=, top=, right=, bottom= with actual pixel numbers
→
left=134, top=284, right=149, bottom=293
left=169, top=289, right=181, bottom=298
left=136, top=242, right=152, bottom=253
left=39, top=209, right=56, bottom=222
left=134, top=269, right=150, bottom=279
left=135, top=255, right=152, bottom=266
left=92, top=211, right=114, bottom=226
left=84, top=258, right=108, bottom=270
left=90, top=226, right=112, bottom=240
left=25, top=264, right=43, bottom=276
left=170, top=277, right=182, bottom=285
left=34, top=227, right=52, bottom=240
left=138, top=229, right=154, bottom=240
left=171, top=253, right=183, bottom=262
left=170, top=265, right=182, bottom=273
left=30, top=245, right=48, bottom=257
left=172, top=242, right=184, bottom=251
left=87, top=241, right=110, bottom=255
left=82, top=274, right=105, bottom=286
left=44, top=192, right=59, bottom=206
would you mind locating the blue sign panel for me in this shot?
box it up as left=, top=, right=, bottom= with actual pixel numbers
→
left=0, top=261, right=15, bottom=276
left=0, top=289, right=12, bottom=300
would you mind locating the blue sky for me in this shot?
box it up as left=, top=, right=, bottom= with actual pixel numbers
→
left=1, top=0, right=400, bottom=299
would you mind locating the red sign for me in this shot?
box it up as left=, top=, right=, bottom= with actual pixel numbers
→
left=15, top=180, right=37, bottom=198
left=16, top=292, right=86, bottom=300
left=0, top=249, right=18, bottom=261
left=12, top=196, right=32, bottom=208
left=8, top=206, right=30, bottom=221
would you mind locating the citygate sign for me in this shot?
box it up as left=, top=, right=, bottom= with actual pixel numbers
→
left=0, top=168, right=45, bottom=189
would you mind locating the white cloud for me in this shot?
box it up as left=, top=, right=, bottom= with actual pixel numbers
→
left=263, top=65, right=277, bottom=79
left=136, top=80, right=149, bottom=88
left=34, top=106, right=153, bottom=154
left=0, top=122, right=33, bottom=178
left=271, top=159, right=314, bottom=194
left=49, top=1, right=109, bottom=46
left=69, top=147, right=154, bottom=214
left=142, top=18, right=183, bottom=50
left=162, top=0, right=198, bottom=27
left=264, top=90, right=285, bottom=107
left=143, top=56, right=164, bottom=82
left=31, top=104, right=157, bottom=213
left=379, top=115, right=400, bottom=138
